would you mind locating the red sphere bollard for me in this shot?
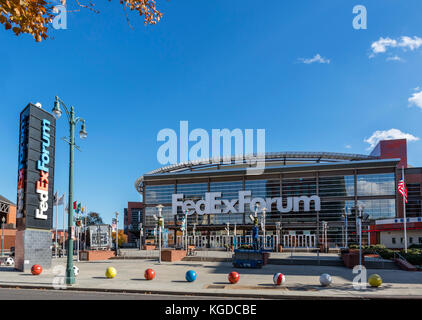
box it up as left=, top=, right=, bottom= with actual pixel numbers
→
left=228, top=271, right=239, bottom=284
left=144, top=268, right=156, bottom=280
left=31, top=264, right=42, bottom=275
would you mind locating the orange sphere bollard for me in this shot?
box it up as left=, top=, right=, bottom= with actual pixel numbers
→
left=228, top=271, right=240, bottom=284
left=31, top=264, right=42, bottom=275
left=144, top=268, right=156, bottom=280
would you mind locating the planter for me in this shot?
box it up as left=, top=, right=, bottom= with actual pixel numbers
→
left=342, top=252, right=365, bottom=268
left=161, top=249, right=187, bottom=262
left=144, top=245, right=156, bottom=251
left=79, top=250, right=115, bottom=261
left=262, top=252, right=270, bottom=265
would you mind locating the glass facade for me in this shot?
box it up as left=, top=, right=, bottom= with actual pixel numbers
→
left=143, top=172, right=397, bottom=229
left=145, top=184, right=174, bottom=204
left=357, top=173, right=395, bottom=196
left=319, top=175, right=354, bottom=197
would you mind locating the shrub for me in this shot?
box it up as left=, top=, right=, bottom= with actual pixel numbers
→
left=409, top=244, right=422, bottom=249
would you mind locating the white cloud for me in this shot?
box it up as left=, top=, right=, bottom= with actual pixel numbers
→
left=399, top=36, right=422, bottom=50
left=298, top=54, right=330, bottom=64
left=371, top=37, right=397, bottom=54
left=364, top=129, right=419, bottom=150
left=409, top=89, right=422, bottom=109
left=386, top=55, right=403, bottom=62
left=345, top=145, right=352, bottom=149
left=370, top=36, right=422, bottom=57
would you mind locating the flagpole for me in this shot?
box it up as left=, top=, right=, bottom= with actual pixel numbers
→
left=77, top=209, right=80, bottom=262
left=63, top=197, right=66, bottom=257
left=84, top=206, right=87, bottom=251
left=402, top=166, right=408, bottom=253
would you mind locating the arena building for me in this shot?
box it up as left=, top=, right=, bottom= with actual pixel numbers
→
left=131, top=139, right=422, bottom=250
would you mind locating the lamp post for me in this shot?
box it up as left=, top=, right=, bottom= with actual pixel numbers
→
left=115, top=212, right=119, bottom=255
left=234, top=223, right=237, bottom=249
left=1, top=216, right=5, bottom=257
left=184, top=209, right=188, bottom=250
left=343, top=207, right=349, bottom=248
left=261, top=207, right=267, bottom=248
left=155, top=205, right=163, bottom=263
left=52, top=96, right=87, bottom=285
left=193, top=223, right=196, bottom=247
left=358, top=204, right=364, bottom=268
left=250, top=203, right=260, bottom=249
left=139, top=222, right=143, bottom=250
left=225, top=222, right=230, bottom=250
left=275, top=222, right=281, bottom=252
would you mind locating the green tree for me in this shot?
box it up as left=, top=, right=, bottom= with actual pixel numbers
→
left=86, top=212, right=104, bottom=226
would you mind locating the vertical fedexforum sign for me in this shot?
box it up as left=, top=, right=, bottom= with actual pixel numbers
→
left=15, top=103, right=56, bottom=271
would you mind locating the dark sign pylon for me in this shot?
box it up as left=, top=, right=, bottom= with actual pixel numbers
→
left=15, top=103, right=56, bottom=271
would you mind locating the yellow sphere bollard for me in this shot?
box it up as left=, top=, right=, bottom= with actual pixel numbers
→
left=105, top=267, right=117, bottom=279
left=368, top=274, right=382, bottom=287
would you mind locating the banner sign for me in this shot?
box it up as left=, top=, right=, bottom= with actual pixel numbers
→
left=16, top=104, right=56, bottom=230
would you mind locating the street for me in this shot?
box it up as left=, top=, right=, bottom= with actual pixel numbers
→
left=0, top=287, right=254, bottom=300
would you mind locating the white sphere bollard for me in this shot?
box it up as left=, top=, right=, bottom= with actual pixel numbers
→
left=319, top=273, right=332, bottom=287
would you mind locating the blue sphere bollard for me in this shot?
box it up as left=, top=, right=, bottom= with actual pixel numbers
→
left=185, top=270, right=197, bottom=282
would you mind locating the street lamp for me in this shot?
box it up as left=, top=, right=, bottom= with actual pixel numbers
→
left=115, top=212, right=119, bottom=255
left=139, top=222, right=143, bottom=250
left=343, top=207, right=349, bottom=248
left=225, top=222, right=230, bottom=250
left=192, top=223, right=197, bottom=247
left=1, top=216, right=5, bottom=257
left=275, top=222, right=281, bottom=252
left=155, top=205, right=164, bottom=264
left=184, top=209, right=188, bottom=251
left=261, top=207, right=267, bottom=248
left=358, top=204, right=364, bottom=268
left=52, top=96, right=87, bottom=285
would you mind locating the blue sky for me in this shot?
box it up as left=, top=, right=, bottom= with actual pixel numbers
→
left=1, top=0, right=422, bottom=228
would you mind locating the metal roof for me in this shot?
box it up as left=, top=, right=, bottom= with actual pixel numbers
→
left=0, top=195, right=15, bottom=206
left=134, top=152, right=392, bottom=194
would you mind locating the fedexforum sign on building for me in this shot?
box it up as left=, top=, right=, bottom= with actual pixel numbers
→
left=128, top=139, right=422, bottom=250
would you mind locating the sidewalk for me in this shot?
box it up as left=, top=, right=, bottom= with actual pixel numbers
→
left=0, top=257, right=421, bottom=299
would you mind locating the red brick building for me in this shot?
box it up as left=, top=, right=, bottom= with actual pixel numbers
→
left=0, top=195, right=17, bottom=251
left=368, top=139, right=422, bottom=248
left=124, top=202, right=144, bottom=245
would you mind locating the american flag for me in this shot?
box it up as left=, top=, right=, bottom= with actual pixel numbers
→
left=398, top=179, right=408, bottom=204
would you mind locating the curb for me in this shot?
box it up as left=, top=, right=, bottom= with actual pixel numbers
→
left=0, top=283, right=365, bottom=300
left=1, top=283, right=421, bottom=300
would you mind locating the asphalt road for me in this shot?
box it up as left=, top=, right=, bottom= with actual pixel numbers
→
left=0, top=288, right=255, bottom=300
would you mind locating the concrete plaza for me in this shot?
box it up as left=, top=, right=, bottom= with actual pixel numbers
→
left=0, top=254, right=421, bottom=299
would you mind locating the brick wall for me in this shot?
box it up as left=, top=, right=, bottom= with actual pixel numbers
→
left=161, top=249, right=187, bottom=262
left=79, top=250, right=115, bottom=261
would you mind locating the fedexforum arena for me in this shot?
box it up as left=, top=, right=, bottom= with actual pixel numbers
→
left=129, top=139, right=422, bottom=250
